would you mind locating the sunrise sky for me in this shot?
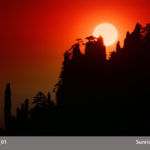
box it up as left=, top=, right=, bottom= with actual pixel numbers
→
left=0, top=0, right=150, bottom=127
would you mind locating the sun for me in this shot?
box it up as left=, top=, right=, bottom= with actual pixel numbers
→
left=93, top=23, right=118, bottom=46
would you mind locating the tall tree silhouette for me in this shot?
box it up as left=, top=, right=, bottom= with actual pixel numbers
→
left=4, top=83, right=11, bottom=130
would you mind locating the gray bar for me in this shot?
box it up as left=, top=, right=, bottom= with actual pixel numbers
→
left=0, top=137, right=150, bottom=150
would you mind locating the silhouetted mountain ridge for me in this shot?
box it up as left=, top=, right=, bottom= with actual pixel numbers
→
left=1, top=23, right=150, bottom=136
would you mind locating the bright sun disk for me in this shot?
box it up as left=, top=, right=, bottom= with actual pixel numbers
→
left=93, top=23, right=118, bottom=46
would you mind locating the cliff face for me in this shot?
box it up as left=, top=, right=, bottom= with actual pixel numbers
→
left=56, top=36, right=107, bottom=108
left=56, top=23, right=150, bottom=109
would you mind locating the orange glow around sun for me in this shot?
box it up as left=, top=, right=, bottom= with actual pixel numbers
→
left=93, top=23, right=118, bottom=46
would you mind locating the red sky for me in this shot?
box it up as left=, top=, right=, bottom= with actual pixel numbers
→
left=0, top=0, right=150, bottom=127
